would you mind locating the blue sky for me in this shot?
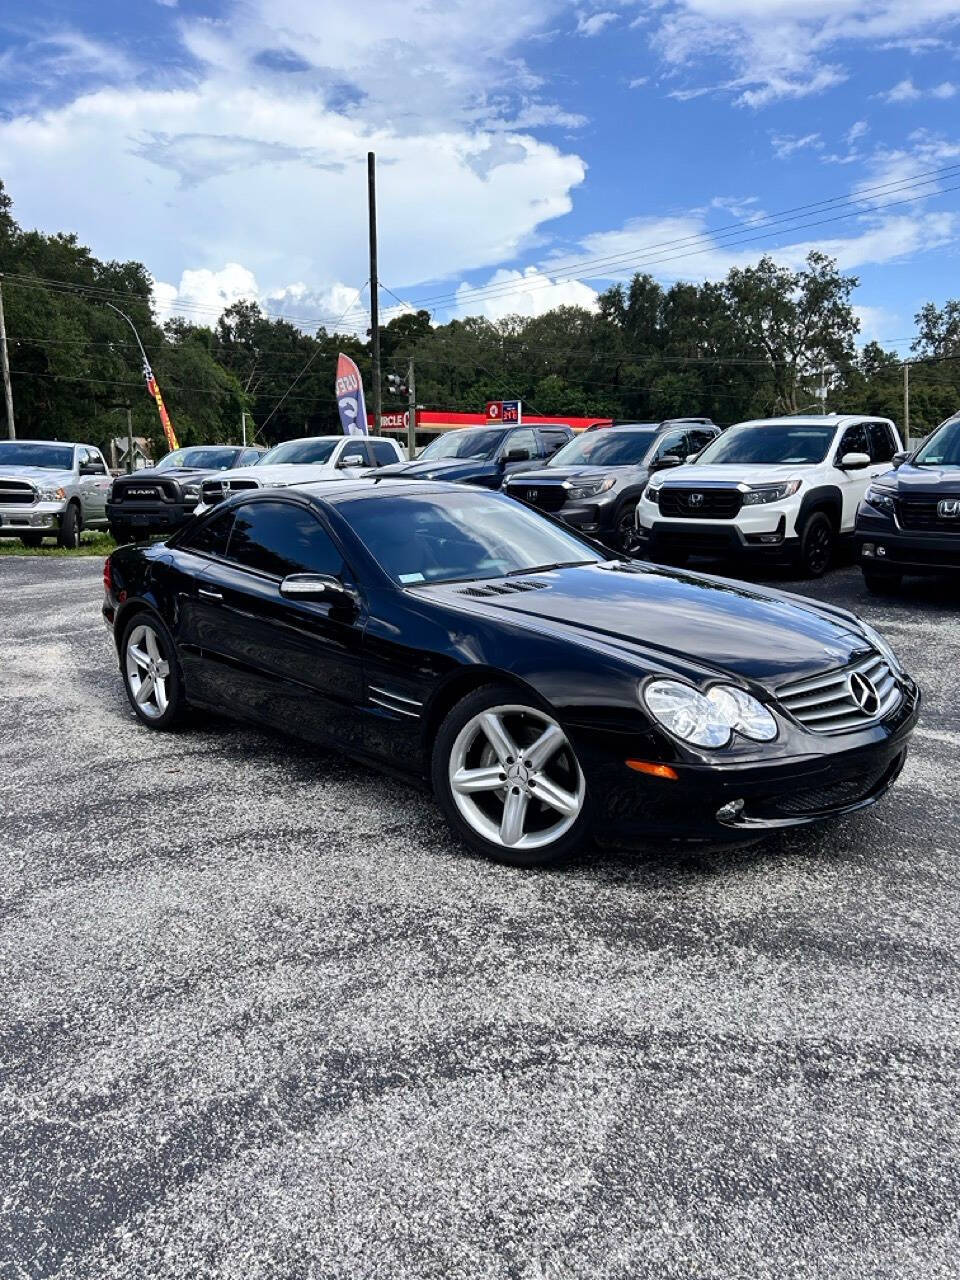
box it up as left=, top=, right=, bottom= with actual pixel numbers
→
left=1, top=0, right=959, bottom=353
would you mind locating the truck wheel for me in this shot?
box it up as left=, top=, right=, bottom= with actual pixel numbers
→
left=57, top=503, right=81, bottom=550
left=19, top=533, right=44, bottom=548
left=614, top=503, right=641, bottom=555
left=110, top=522, right=131, bottom=544
left=797, top=511, right=834, bottom=578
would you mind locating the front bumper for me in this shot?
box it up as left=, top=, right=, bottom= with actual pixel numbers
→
left=578, top=680, right=920, bottom=844
left=636, top=515, right=795, bottom=559
left=0, top=501, right=64, bottom=535
left=856, top=512, right=960, bottom=574
left=106, top=501, right=194, bottom=533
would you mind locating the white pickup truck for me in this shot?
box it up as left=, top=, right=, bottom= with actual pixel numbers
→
left=0, top=439, right=112, bottom=548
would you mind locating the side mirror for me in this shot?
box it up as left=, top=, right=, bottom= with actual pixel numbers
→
left=838, top=451, right=871, bottom=471
left=684, top=453, right=700, bottom=464
left=80, top=463, right=104, bottom=476
left=892, top=449, right=910, bottom=468
left=280, top=573, right=355, bottom=604
left=651, top=455, right=683, bottom=472
left=339, top=454, right=365, bottom=468
left=502, top=448, right=530, bottom=463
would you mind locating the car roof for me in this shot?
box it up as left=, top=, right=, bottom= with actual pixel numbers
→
left=282, top=476, right=478, bottom=504
left=3, top=439, right=85, bottom=447
left=730, top=415, right=893, bottom=428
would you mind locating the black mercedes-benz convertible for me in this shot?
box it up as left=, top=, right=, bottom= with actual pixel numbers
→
left=102, top=479, right=919, bottom=866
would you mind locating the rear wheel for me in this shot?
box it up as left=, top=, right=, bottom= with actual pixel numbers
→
left=797, top=511, right=835, bottom=578
left=432, top=684, right=591, bottom=867
left=57, top=503, right=80, bottom=550
left=19, top=533, right=44, bottom=548
left=120, top=611, right=186, bottom=729
left=863, top=568, right=903, bottom=595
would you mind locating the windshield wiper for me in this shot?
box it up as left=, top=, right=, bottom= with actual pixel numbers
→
left=505, top=560, right=597, bottom=577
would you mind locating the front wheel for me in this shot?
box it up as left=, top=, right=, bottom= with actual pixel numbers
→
left=614, top=503, right=642, bottom=555
left=431, top=684, right=591, bottom=866
left=19, top=533, right=44, bottom=548
left=57, top=503, right=80, bottom=550
left=797, top=511, right=835, bottom=578
left=120, top=611, right=186, bottom=729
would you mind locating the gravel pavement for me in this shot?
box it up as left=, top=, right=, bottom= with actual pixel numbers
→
left=1, top=555, right=959, bottom=1280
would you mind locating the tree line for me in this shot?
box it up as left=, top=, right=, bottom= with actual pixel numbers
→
left=1, top=177, right=958, bottom=460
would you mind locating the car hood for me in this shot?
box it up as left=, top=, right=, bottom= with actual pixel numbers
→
left=415, top=562, right=870, bottom=687
left=0, top=466, right=75, bottom=486
left=507, top=465, right=647, bottom=485
left=882, top=463, right=960, bottom=493
left=123, top=466, right=224, bottom=482
left=202, top=462, right=352, bottom=485
left=373, top=458, right=505, bottom=481
left=656, top=464, right=810, bottom=487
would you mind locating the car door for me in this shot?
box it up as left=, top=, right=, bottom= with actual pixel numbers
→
left=162, top=507, right=239, bottom=690
left=834, top=423, right=873, bottom=529
left=189, top=497, right=367, bottom=750
left=77, top=447, right=111, bottom=522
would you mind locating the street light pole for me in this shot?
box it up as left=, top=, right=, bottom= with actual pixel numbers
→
left=407, top=357, right=417, bottom=459
left=367, top=151, right=382, bottom=437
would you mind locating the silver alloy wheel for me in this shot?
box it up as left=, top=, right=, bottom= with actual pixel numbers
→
left=125, top=623, right=171, bottom=720
left=448, top=703, right=585, bottom=851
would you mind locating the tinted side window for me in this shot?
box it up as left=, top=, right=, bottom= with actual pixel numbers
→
left=503, top=429, right=537, bottom=460
left=867, top=423, right=895, bottom=463
left=370, top=440, right=399, bottom=466
left=339, top=441, right=370, bottom=466
left=687, top=429, right=717, bottom=454
left=239, top=448, right=261, bottom=466
left=654, top=431, right=688, bottom=462
left=227, top=501, right=344, bottom=578
left=538, top=430, right=569, bottom=456
left=838, top=424, right=869, bottom=457
left=181, top=509, right=235, bottom=558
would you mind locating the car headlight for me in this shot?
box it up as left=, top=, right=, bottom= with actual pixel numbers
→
left=39, top=485, right=67, bottom=501
left=741, top=480, right=802, bottom=506
left=858, top=620, right=903, bottom=675
left=642, top=679, right=777, bottom=747
left=863, top=485, right=895, bottom=514
left=643, top=484, right=660, bottom=505
left=182, top=484, right=201, bottom=501
left=565, top=476, right=617, bottom=500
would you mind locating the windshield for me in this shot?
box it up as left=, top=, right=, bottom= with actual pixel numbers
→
left=338, top=490, right=604, bottom=585
left=913, top=418, right=960, bottom=467
left=548, top=430, right=657, bottom=468
left=0, top=442, right=75, bottom=470
left=417, top=429, right=504, bottom=462
left=156, top=447, right=242, bottom=471
left=695, top=424, right=836, bottom=466
left=258, top=438, right=340, bottom=466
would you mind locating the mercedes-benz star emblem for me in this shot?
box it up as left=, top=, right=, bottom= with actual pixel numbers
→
left=689, top=492, right=704, bottom=508
left=848, top=671, right=880, bottom=716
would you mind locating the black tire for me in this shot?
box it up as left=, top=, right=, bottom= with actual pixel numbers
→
left=656, top=548, right=689, bottom=568
left=614, top=502, right=641, bottom=556
left=57, top=503, right=81, bottom=550
left=863, top=568, right=903, bottom=595
left=431, top=682, right=592, bottom=867
left=119, top=609, right=187, bottom=730
left=19, top=533, right=44, bottom=548
left=797, top=511, right=835, bottom=578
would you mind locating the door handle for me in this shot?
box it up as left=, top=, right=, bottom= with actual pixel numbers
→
left=198, top=587, right=223, bottom=601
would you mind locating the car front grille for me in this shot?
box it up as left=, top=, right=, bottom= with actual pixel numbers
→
left=776, top=651, right=901, bottom=735
left=897, top=494, right=960, bottom=532
left=0, top=480, right=36, bottom=505
left=659, top=487, right=743, bottom=519
left=200, top=478, right=260, bottom=505
left=510, top=484, right=567, bottom=513
left=112, top=480, right=178, bottom=502
left=762, top=756, right=896, bottom=817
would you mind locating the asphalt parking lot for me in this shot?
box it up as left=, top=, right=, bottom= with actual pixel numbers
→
left=2, top=555, right=959, bottom=1280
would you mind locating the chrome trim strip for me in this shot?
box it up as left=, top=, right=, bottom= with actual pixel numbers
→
left=368, top=685, right=423, bottom=706
left=368, top=694, right=420, bottom=718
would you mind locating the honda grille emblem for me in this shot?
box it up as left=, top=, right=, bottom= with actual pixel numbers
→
left=688, top=492, right=704, bottom=508
left=528, top=490, right=538, bottom=500
left=938, top=498, right=960, bottom=518
left=848, top=671, right=880, bottom=716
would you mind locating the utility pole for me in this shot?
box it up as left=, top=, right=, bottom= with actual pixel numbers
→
left=241, top=409, right=247, bottom=447
left=0, top=275, right=15, bottom=439
left=903, top=362, right=910, bottom=446
left=126, top=404, right=134, bottom=474
left=407, top=357, right=417, bottom=459
left=367, top=151, right=382, bottom=436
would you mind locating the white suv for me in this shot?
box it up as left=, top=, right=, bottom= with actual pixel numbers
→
left=194, top=435, right=404, bottom=514
left=636, top=415, right=903, bottom=577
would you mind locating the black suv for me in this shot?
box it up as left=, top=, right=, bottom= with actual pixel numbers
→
left=504, top=421, right=720, bottom=552
left=371, top=424, right=573, bottom=488
left=108, top=444, right=264, bottom=541
left=856, top=412, right=960, bottom=592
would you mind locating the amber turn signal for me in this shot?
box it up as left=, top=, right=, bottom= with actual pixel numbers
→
left=625, top=760, right=678, bottom=780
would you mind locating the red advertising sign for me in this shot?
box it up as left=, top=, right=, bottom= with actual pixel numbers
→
left=485, top=400, right=503, bottom=421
